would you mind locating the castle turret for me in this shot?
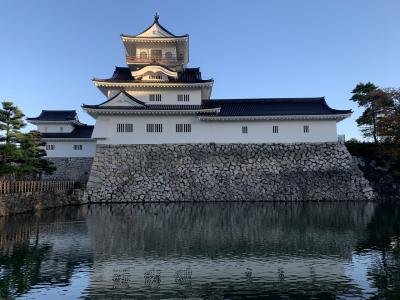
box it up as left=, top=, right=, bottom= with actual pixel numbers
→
left=121, top=14, right=189, bottom=71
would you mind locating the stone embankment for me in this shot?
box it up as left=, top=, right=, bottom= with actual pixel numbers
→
left=0, top=189, right=84, bottom=217
left=86, top=143, right=374, bottom=202
left=43, top=157, right=93, bottom=183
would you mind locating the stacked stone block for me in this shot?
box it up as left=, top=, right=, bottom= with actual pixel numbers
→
left=86, top=143, right=374, bottom=202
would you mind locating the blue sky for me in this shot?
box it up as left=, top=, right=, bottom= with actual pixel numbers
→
left=1, top=0, right=399, bottom=139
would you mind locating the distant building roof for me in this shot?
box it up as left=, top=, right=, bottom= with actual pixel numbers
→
left=27, top=110, right=78, bottom=122
left=41, top=125, right=94, bottom=139
left=93, top=66, right=212, bottom=84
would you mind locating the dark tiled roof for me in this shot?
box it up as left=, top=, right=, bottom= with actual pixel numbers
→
left=202, top=98, right=352, bottom=116
left=111, top=67, right=134, bottom=80
left=41, top=125, right=94, bottom=139
left=93, top=66, right=213, bottom=84
left=82, top=104, right=208, bottom=110
left=83, top=97, right=351, bottom=117
left=27, top=110, right=77, bottom=122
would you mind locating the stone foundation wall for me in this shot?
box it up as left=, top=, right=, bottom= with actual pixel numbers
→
left=43, top=157, right=93, bottom=183
left=0, top=189, right=84, bottom=217
left=86, top=143, right=374, bottom=202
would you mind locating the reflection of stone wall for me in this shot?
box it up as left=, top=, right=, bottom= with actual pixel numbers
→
left=0, top=189, right=83, bottom=217
left=86, top=202, right=376, bottom=259
left=86, top=143, right=373, bottom=202
left=43, top=157, right=93, bottom=183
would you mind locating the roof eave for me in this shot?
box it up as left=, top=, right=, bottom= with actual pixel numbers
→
left=92, top=80, right=214, bottom=88
left=198, top=113, right=352, bottom=122
left=82, top=107, right=220, bottom=116
left=27, top=120, right=81, bottom=125
left=42, top=137, right=95, bottom=141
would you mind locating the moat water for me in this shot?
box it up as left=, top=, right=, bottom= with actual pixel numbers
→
left=0, top=202, right=399, bottom=299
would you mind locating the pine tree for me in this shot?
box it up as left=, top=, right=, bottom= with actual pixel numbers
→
left=350, top=82, right=393, bottom=142
left=19, top=131, right=56, bottom=178
left=0, top=101, right=26, bottom=144
left=0, top=101, right=55, bottom=178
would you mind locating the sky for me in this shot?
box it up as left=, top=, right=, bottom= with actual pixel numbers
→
left=0, top=0, right=399, bottom=139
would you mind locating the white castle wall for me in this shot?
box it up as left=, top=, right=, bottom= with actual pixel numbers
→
left=92, top=115, right=338, bottom=144
left=124, top=89, right=203, bottom=105
left=37, top=124, right=75, bottom=133
left=44, top=140, right=97, bottom=157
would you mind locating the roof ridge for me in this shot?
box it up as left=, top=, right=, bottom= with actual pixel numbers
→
left=41, top=109, right=77, bottom=112
left=122, top=16, right=184, bottom=38
left=208, top=97, right=325, bottom=101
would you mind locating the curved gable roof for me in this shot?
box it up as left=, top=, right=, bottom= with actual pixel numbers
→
left=121, top=16, right=187, bottom=39
left=27, top=110, right=78, bottom=122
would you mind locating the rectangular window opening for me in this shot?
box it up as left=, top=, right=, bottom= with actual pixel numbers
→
left=73, top=145, right=83, bottom=150
left=149, top=94, right=162, bottom=102
left=242, top=126, right=248, bottom=134
left=116, top=123, right=133, bottom=133
left=176, top=123, right=192, bottom=133
left=273, top=125, right=279, bottom=134
left=303, top=125, right=310, bottom=133
left=46, top=144, right=55, bottom=150
left=147, top=124, right=163, bottom=133
left=177, top=94, right=190, bottom=102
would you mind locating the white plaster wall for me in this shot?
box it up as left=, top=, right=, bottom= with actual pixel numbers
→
left=93, top=115, right=339, bottom=144
left=125, top=89, right=202, bottom=105
left=44, top=140, right=97, bottom=157
left=37, top=124, right=74, bottom=133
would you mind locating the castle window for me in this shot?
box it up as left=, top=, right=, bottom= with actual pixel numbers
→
left=116, top=123, right=133, bottom=133
left=273, top=126, right=279, bottom=134
left=46, top=144, right=55, bottom=150
left=176, top=124, right=191, bottom=133
left=149, top=75, right=163, bottom=80
left=242, top=126, right=248, bottom=134
left=140, top=51, right=148, bottom=59
left=151, top=49, right=162, bottom=60
left=303, top=125, right=310, bottom=133
left=147, top=124, right=163, bottom=133
left=177, top=94, right=190, bottom=102
left=60, top=127, right=63, bottom=132
left=73, top=145, right=83, bottom=150
left=165, top=52, right=173, bottom=59
left=149, top=94, right=162, bottom=102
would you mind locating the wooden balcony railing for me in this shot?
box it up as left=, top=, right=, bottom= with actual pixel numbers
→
left=126, top=54, right=185, bottom=64
left=0, top=181, right=75, bottom=195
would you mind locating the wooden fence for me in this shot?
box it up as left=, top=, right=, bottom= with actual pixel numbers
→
left=0, top=181, right=75, bottom=195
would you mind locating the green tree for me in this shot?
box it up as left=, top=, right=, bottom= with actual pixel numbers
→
left=0, top=101, right=25, bottom=144
left=0, top=143, right=23, bottom=177
left=380, top=88, right=400, bottom=143
left=19, top=131, right=56, bottom=178
left=0, top=101, right=55, bottom=179
left=350, top=82, right=392, bottom=143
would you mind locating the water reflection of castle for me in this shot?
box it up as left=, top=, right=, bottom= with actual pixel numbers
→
left=85, top=203, right=376, bottom=296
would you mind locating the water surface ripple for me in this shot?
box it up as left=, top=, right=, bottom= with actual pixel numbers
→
left=0, top=202, right=399, bottom=299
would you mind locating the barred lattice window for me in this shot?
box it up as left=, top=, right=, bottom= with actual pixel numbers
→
left=176, top=124, right=192, bottom=133
left=147, top=124, right=163, bottom=133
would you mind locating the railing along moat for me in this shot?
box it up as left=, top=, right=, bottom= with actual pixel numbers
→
left=0, top=181, right=75, bottom=195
